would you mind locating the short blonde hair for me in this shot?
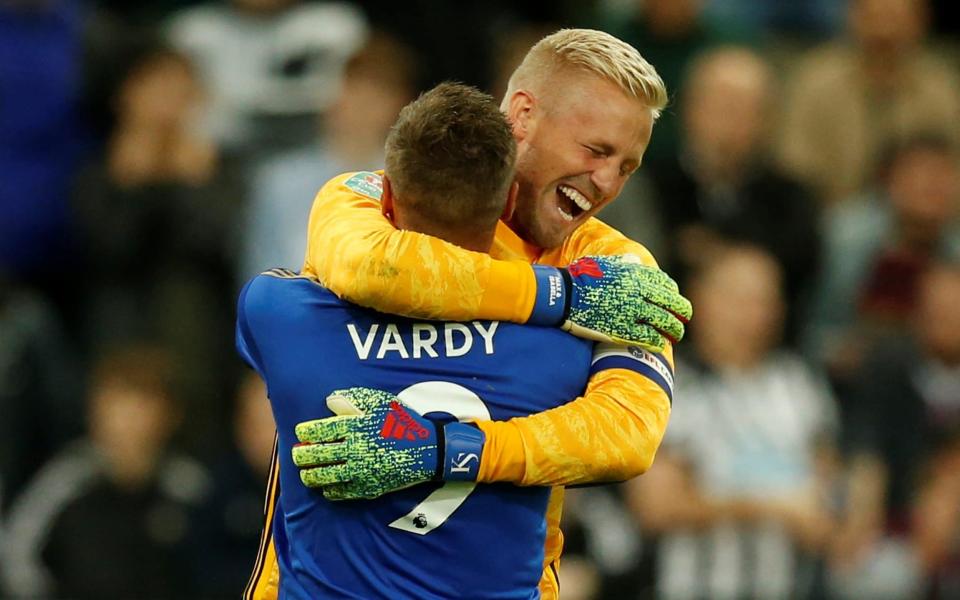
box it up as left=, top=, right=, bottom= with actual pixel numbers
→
left=507, top=28, right=668, bottom=119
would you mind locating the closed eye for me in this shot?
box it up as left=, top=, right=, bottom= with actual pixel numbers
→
left=583, top=145, right=607, bottom=158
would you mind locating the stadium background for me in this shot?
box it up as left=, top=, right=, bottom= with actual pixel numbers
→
left=2, top=0, right=960, bottom=597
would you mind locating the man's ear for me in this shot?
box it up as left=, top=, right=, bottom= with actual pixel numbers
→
left=505, top=90, right=536, bottom=142
left=501, top=181, right=519, bottom=222
left=381, top=175, right=395, bottom=223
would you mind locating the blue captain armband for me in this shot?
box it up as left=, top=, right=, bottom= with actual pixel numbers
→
left=590, top=343, right=675, bottom=404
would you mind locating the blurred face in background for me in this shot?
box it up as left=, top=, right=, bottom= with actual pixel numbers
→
left=325, top=34, right=416, bottom=164
left=916, top=266, right=960, bottom=365
left=117, top=52, right=202, bottom=130
left=888, top=146, right=960, bottom=250
left=851, top=0, right=926, bottom=55
left=690, top=246, right=785, bottom=368
left=641, top=0, right=702, bottom=37
left=683, top=48, right=771, bottom=179
left=90, top=383, right=179, bottom=487
left=508, top=70, right=654, bottom=249
left=330, top=76, right=410, bottom=141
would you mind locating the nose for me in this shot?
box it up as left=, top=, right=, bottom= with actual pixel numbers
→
left=590, top=160, right=622, bottom=200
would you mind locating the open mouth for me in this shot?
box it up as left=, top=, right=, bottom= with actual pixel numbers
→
left=556, top=184, right=593, bottom=223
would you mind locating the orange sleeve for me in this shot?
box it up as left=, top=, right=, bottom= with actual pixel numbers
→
left=475, top=348, right=673, bottom=486
left=301, top=171, right=536, bottom=322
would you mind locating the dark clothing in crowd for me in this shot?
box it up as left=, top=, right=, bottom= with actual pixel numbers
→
left=44, top=478, right=195, bottom=598
left=2, top=442, right=209, bottom=599
left=72, top=161, right=245, bottom=451
left=648, top=155, right=820, bottom=342
left=847, top=339, right=960, bottom=525
left=186, top=449, right=270, bottom=598
left=0, top=288, right=82, bottom=512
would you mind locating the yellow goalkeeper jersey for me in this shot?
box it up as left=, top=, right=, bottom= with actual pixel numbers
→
left=245, top=172, right=673, bottom=600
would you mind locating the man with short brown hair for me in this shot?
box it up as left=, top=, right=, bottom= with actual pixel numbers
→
left=383, top=82, right=517, bottom=236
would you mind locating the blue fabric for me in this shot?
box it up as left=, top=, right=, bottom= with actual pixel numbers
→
left=591, top=355, right=674, bottom=403
left=0, top=1, right=83, bottom=274
left=441, top=422, right=485, bottom=482
left=237, top=271, right=593, bottom=599
left=528, top=265, right=566, bottom=326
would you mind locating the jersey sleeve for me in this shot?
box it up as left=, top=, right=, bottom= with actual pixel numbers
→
left=476, top=219, right=675, bottom=486
left=475, top=347, right=673, bottom=486
left=301, top=172, right=537, bottom=322
left=236, top=277, right=267, bottom=379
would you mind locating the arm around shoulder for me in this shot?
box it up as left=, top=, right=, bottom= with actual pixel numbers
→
left=475, top=358, right=673, bottom=486
left=301, top=172, right=537, bottom=322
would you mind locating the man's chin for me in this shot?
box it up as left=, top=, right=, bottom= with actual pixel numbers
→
left=527, top=215, right=575, bottom=250
left=509, top=201, right=577, bottom=250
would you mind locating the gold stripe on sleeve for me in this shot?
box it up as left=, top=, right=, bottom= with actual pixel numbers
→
left=244, top=437, right=281, bottom=600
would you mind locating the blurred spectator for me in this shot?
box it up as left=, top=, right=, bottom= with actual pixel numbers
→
left=0, top=281, right=83, bottom=514
left=805, top=135, right=960, bottom=383
left=559, top=486, right=646, bottom=600
left=358, top=0, right=565, bottom=92
left=912, top=433, right=960, bottom=598
left=778, top=0, right=960, bottom=205
left=72, top=46, right=243, bottom=450
left=490, top=23, right=559, bottom=102
left=185, top=373, right=274, bottom=598
left=165, top=0, right=368, bottom=153
left=241, top=32, right=416, bottom=277
left=703, top=0, right=846, bottom=38
left=598, top=0, right=753, bottom=162
left=646, top=46, right=820, bottom=345
left=830, top=263, right=960, bottom=598
left=628, top=246, right=837, bottom=599
left=1, top=344, right=209, bottom=599
left=596, top=173, right=668, bottom=266
left=0, top=0, right=86, bottom=292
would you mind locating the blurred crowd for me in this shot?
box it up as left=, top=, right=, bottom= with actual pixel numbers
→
left=1, top=0, right=960, bottom=598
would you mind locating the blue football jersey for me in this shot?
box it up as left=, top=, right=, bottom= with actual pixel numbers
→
left=236, top=269, right=594, bottom=600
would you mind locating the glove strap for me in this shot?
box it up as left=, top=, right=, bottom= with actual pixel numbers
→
left=528, top=265, right=568, bottom=326
left=441, top=422, right=486, bottom=482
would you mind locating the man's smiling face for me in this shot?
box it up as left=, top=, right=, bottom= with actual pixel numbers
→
left=506, top=71, right=654, bottom=249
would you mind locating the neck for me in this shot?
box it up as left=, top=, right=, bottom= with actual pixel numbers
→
left=394, top=213, right=494, bottom=254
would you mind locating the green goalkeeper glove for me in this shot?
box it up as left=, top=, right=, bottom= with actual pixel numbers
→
left=529, top=255, right=692, bottom=351
left=292, top=387, right=484, bottom=500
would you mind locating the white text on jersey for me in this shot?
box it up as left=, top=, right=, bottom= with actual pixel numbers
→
left=346, top=321, right=499, bottom=360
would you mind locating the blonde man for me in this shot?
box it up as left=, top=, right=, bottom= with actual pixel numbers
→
left=247, top=29, right=690, bottom=600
